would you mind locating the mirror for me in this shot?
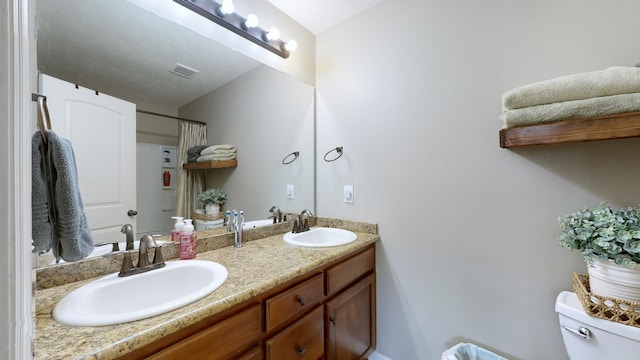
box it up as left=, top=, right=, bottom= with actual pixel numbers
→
left=35, top=0, right=315, bottom=268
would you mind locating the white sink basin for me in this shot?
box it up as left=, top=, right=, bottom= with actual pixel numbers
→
left=283, top=227, right=357, bottom=247
left=243, top=219, right=274, bottom=228
left=49, top=240, right=169, bottom=265
left=53, top=260, right=228, bottom=326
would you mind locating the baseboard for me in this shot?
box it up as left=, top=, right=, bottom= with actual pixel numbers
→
left=369, top=351, right=393, bottom=360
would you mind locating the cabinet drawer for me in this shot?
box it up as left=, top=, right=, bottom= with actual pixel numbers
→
left=265, top=273, right=324, bottom=332
left=326, top=246, right=374, bottom=296
left=148, top=304, right=261, bottom=360
left=265, top=306, right=324, bottom=360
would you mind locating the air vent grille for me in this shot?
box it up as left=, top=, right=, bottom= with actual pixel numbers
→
left=170, top=63, right=200, bottom=78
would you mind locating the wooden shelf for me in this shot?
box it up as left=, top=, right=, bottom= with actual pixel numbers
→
left=182, top=159, right=237, bottom=170
left=499, top=112, right=640, bottom=148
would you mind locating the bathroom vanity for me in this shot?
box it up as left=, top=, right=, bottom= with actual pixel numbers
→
left=33, top=218, right=378, bottom=360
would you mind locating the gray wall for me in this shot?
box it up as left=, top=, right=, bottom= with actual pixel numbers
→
left=316, top=0, right=640, bottom=359
left=180, top=66, right=315, bottom=221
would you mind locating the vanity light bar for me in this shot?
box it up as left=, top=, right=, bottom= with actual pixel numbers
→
left=174, top=0, right=293, bottom=59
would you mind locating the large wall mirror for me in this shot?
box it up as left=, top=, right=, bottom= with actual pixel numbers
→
left=35, top=0, right=315, bottom=268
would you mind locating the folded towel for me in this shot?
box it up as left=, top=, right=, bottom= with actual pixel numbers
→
left=502, top=67, right=640, bottom=110
left=187, top=144, right=208, bottom=156
left=500, top=93, right=640, bottom=128
left=196, top=152, right=237, bottom=162
left=200, top=144, right=236, bottom=156
left=33, top=130, right=95, bottom=262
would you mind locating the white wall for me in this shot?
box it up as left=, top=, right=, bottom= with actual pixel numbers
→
left=180, top=66, right=315, bottom=221
left=316, top=0, right=640, bottom=359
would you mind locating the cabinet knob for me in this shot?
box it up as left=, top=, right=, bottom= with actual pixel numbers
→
left=297, top=297, right=306, bottom=306
left=297, top=346, right=307, bottom=356
left=330, top=317, right=337, bottom=325
left=127, top=210, right=138, bottom=216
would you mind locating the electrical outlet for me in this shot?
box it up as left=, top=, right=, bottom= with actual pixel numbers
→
left=286, top=184, right=294, bottom=199
left=343, top=185, right=354, bottom=203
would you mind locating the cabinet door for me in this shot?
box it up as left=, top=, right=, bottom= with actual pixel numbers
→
left=325, top=274, right=376, bottom=360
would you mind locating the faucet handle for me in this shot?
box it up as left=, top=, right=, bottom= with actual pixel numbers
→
left=119, top=252, right=133, bottom=276
left=152, top=245, right=165, bottom=265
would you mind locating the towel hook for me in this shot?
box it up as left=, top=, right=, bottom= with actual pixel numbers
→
left=282, top=151, right=299, bottom=165
left=323, top=146, right=343, bottom=162
left=36, top=96, right=52, bottom=143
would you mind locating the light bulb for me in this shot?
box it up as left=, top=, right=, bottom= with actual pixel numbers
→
left=264, top=27, right=280, bottom=41
left=284, top=40, right=298, bottom=52
left=244, top=14, right=259, bottom=29
left=218, top=0, right=234, bottom=16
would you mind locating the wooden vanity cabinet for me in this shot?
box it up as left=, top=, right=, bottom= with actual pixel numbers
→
left=123, top=244, right=376, bottom=360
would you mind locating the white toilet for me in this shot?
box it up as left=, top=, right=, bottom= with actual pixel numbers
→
left=556, top=291, right=640, bottom=359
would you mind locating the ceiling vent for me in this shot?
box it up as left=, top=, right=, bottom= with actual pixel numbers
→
left=170, top=63, right=200, bottom=78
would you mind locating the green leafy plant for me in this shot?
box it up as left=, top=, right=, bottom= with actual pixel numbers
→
left=558, top=202, right=640, bottom=268
left=197, top=188, right=228, bottom=206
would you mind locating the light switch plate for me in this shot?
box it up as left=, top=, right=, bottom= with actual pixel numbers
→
left=286, top=184, right=294, bottom=199
left=344, top=185, right=354, bottom=203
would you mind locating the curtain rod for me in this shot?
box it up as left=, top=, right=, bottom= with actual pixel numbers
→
left=136, top=109, right=206, bottom=126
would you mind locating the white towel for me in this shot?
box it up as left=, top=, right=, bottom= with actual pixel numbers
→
left=500, top=93, right=640, bottom=128
left=200, top=144, right=236, bottom=156
left=502, top=67, right=640, bottom=110
left=196, top=152, right=237, bottom=162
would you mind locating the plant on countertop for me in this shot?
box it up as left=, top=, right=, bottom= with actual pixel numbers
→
left=558, top=202, right=640, bottom=268
left=197, top=188, right=228, bottom=206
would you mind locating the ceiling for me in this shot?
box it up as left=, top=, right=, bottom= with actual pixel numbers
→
left=36, top=0, right=382, bottom=108
left=268, top=0, right=383, bottom=35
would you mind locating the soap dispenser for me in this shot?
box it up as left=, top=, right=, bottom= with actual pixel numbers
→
left=180, top=219, right=197, bottom=260
left=171, top=216, right=185, bottom=243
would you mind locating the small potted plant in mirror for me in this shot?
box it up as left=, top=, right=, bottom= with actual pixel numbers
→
left=558, top=202, right=640, bottom=302
left=197, top=188, right=228, bottom=216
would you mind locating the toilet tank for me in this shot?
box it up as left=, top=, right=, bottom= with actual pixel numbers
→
left=555, top=291, right=640, bottom=360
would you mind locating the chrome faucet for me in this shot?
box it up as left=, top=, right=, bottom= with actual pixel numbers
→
left=120, top=224, right=135, bottom=251
left=290, top=209, right=313, bottom=233
left=118, top=235, right=165, bottom=277
left=269, top=205, right=283, bottom=223
left=298, top=209, right=313, bottom=232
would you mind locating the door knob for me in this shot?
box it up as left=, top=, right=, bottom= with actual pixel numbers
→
left=127, top=210, right=138, bottom=216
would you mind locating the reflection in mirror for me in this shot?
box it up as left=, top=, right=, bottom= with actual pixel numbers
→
left=35, top=0, right=314, bottom=268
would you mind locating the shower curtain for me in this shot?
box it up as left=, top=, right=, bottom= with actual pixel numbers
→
left=175, top=121, right=207, bottom=218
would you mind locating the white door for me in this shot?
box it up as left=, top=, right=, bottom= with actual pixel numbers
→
left=41, top=74, right=136, bottom=245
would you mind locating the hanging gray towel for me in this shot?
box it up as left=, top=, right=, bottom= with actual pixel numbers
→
left=31, top=132, right=54, bottom=253
left=31, top=130, right=94, bottom=262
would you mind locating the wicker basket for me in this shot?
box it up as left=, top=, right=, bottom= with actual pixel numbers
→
left=572, top=272, right=640, bottom=328
left=191, top=212, right=224, bottom=222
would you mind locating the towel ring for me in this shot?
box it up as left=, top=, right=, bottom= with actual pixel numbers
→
left=323, top=146, right=343, bottom=162
left=282, top=151, right=299, bottom=165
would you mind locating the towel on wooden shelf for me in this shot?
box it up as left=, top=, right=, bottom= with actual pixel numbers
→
left=200, top=144, right=236, bottom=156
left=196, top=152, right=237, bottom=162
left=32, top=130, right=94, bottom=262
left=502, top=67, right=640, bottom=110
left=187, top=144, right=208, bottom=163
left=500, top=93, right=640, bottom=128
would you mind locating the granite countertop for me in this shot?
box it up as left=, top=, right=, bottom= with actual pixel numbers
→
left=34, top=220, right=379, bottom=359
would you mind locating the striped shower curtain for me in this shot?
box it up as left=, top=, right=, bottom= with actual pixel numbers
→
left=175, top=121, right=207, bottom=218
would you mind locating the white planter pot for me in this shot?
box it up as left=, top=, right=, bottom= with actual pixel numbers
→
left=205, top=203, right=220, bottom=215
left=588, top=257, right=640, bottom=302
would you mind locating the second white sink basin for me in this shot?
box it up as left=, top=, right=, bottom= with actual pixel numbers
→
left=283, top=227, right=357, bottom=247
left=53, top=260, right=228, bottom=327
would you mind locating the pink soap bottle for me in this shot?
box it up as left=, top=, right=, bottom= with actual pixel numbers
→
left=171, top=216, right=185, bottom=243
left=180, top=219, right=197, bottom=260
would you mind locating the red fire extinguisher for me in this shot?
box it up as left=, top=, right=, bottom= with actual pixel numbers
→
left=163, top=171, right=171, bottom=187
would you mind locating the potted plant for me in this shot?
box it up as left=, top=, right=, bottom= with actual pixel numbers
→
left=197, top=188, right=228, bottom=215
left=558, top=202, right=640, bottom=301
